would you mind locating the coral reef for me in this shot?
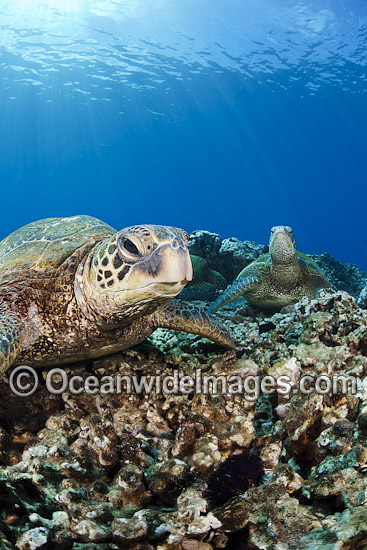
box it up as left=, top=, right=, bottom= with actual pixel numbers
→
left=358, top=283, right=367, bottom=310
left=187, top=231, right=222, bottom=271
left=311, top=252, right=367, bottom=299
left=187, top=231, right=267, bottom=282
left=215, top=238, right=268, bottom=283
left=0, top=288, right=367, bottom=548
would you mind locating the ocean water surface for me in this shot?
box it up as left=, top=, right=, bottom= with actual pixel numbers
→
left=0, top=0, right=366, bottom=268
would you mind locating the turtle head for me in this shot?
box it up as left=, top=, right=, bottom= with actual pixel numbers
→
left=269, top=226, right=297, bottom=265
left=75, top=225, right=193, bottom=324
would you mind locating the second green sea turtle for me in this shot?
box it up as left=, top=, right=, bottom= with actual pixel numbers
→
left=208, top=225, right=330, bottom=313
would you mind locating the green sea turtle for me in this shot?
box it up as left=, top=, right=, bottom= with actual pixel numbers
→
left=208, top=225, right=330, bottom=313
left=0, top=216, right=235, bottom=376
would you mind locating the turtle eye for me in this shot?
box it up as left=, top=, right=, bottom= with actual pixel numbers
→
left=121, top=238, right=140, bottom=256
left=285, top=226, right=293, bottom=234
left=181, top=230, right=189, bottom=245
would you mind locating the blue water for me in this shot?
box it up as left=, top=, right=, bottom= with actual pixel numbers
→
left=1, top=0, right=367, bottom=269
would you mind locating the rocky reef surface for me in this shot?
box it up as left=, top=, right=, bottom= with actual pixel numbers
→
left=1, top=288, right=367, bottom=549
left=187, top=230, right=268, bottom=283
left=1, top=229, right=367, bottom=550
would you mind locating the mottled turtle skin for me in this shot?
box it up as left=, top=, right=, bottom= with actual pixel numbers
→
left=208, top=226, right=330, bottom=313
left=0, top=216, right=235, bottom=375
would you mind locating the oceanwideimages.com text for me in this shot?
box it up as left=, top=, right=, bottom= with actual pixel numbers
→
left=8, top=365, right=358, bottom=400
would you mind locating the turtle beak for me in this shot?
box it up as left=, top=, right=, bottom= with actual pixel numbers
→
left=122, top=241, right=193, bottom=294
left=157, top=243, right=193, bottom=284
left=145, top=243, right=193, bottom=292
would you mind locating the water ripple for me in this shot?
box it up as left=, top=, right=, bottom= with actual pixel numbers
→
left=0, top=0, right=366, bottom=110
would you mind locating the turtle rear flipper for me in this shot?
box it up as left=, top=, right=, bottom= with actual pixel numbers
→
left=0, top=313, right=25, bottom=376
left=153, top=301, right=236, bottom=349
left=207, top=277, right=260, bottom=314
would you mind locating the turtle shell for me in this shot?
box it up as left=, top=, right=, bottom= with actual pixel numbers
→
left=238, top=251, right=329, bottom=287
left=296, top=252, right=330, bottom=287
left=0, top=215, right=116, bottom=272
left=237, top=253, right=271, bottom=279
left=297, top=252, right=325, bottom=274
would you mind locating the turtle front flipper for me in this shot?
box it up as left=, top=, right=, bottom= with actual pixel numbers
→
left=0, top=313, right=25, bottom=376
left=207, top=277, right=260, bottom=313
left=153, top=301, right=236, bottom=349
